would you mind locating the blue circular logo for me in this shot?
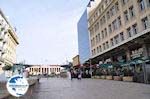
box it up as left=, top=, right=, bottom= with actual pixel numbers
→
left=6, top=75, right=29, bottom=97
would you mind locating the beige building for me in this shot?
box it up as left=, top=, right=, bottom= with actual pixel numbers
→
left=88, top=0, right=150, bottom=64
left=0, top=9, right=19, bottom=73
left=72, top=55, right=80, bottom=67
left=28, top=65, right=64, bottom=75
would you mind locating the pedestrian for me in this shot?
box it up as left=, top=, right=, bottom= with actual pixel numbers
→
left=78, top=72, right=82, bottom=80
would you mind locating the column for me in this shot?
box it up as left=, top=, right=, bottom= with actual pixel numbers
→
left=142, top=43, right=149, bottom=59
left=126, top=48, right=131, bottom=61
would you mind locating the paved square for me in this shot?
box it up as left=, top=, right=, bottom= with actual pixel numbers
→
left=7, top=78, right=150, bottom=99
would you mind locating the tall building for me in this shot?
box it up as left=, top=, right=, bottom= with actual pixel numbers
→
left=0, top=9, right=19, bottom=73
left=77, top=9, right=90, bottom=64
left=88, top=0, right=150, bottom=64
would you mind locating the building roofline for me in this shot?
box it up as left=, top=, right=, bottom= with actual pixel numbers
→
left=0, top=9, right=19, bottom=45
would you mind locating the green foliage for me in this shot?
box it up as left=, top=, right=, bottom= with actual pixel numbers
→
left=2, top=65, right=12, bottom=70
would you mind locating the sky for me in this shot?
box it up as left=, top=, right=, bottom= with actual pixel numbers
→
left=0, top=0, right=90, bottom=65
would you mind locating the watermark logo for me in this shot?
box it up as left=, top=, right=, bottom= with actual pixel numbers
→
left=6, top=75, right=29, bottom=97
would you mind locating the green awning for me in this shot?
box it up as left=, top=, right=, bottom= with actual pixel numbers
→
left=129, top=58, right=144, bottom=65
left=117, top=62, right=130, bottom=67
left=143, top=56, right=150, bottom=62
left=99, top=64, right=113, bottom=68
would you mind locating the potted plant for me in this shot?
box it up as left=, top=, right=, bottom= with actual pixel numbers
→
left=94, top=68, right=101, bottom=79
left=100, top=69, right=106, bottom=79
left=113, top=68, right=122, bottom=81
left=106, top=69, right=113, bottom=80
left=122, top=68, right=133, bottom=82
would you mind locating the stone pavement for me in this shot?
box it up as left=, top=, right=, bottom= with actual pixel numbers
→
left=7, top=78, right=150, bottom=99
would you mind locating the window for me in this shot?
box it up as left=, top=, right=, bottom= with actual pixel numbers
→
left=106, top=41, right=109, bottom=49
left=104, top=28, right=107, bottom=37
left=127, top=27, right=132, bottom=37
left=92, top=50, right=94, bottom=55
left=138, top=0, right=145, bottom=10
left=102, top=30, right=104, bottom=38
left=114, top=35, right=119, bottom=44
left=111, top=6, right=116, bottom=16
left=141, top=17, right=148, bottom=29
left=100, top=19, right=103, bottom=25
left=99, top=46, right=102, bottom=52
left=120, top=32, right=124, bottom=41
left=103, top=43, right=106, bottom=50
left=105, top=0, right=108, bottom=6
left=94, top=49, right=96, bottom=55
left=93, top=38, right=95, bottom=46
left=91, top=40, right=93, bottom=47
left=147, top=0, right=150, bottom=7
left=112, top=19, right=117, bottom=30
left=124, top=10, right=129, bottom=22
left=97, top=47, right=99, bottom=53
left=118, top=16, right=122, bottom=27
left=107, top=11, right=110, bottom=19
left=98, top=33, right=101, bottom=42
left=122, top=0, right=128, bottom=5
left=109, top=24, right=112, bottom=33
left=129, top=6, right=135, bottom=17
left=132, top=23, right=138, bottom=34
left=96, top=35, right=98, bottom=43
left=110, top=38, right=114, bottom=46
left=115, top=2, right=119, bottom=11
left=102, top=16, right=106, bottom=24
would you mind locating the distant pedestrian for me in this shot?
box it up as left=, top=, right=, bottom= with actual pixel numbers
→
left=78, top=73, right=82, bottom=80
left=70, top=70, right=74, bottom=80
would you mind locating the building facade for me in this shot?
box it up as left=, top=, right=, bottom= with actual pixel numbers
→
left=88, top=0, right=150, bottom=64
left=28, top=65, right=64, bottom=75
left=78, top=9, right=91, bottom=64
left=72, top=55, right=80, bottom=67
left=0, top=9, right=19, bottom=73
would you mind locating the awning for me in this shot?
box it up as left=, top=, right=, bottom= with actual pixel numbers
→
left=116, top=62, right=129, bottom=67
left=129, top=57, right=144, bottom=65
left=99, top=64, right=113, bottom=68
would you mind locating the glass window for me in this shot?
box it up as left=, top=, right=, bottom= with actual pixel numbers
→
left=141, top=17, right=148, bottom=30
left=132, top=23, right=138, bottom=34
left=114, top=35, right=119, bottom=44
left=99, top=46, right=102, bottom=52
left=124, top=10, right=129, bottom=22
left=102, top=30, right=104, bottom=38
left=120, top=32, right=124, bottom=41
left=112, top=19, right=117, bottom=30
left=97, top=47, right=99, bottom=53
left=127, top=27, right=132, bottom=37
left=118, top=16, right=122, bottom=27
left=147, top=0, right=150, bottom=7
left=96, top=35, right=98, bottom=43
left=129, top=6, right=135, bottom=17
left=107, top=11, right=110, bottom=20
left=108, top=24, right=112, bottom=33
left=115, top=2, right=119, bottom=11
left=98, top=33, right=101, bottom=42
left=106, top=41, right=109, bottom=49
left=103, top=43, right=106, bottom=50
left=110, top=38, right=114, bottom=46
left=104, top=28, right=107, bottom=37
left=138, top=0, right=145, bottom=10
left=94, top=49, right=96, bottom=55
left=111, top=6, right=116, bottom=16
left=122, top=0, right=128, bottom=5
